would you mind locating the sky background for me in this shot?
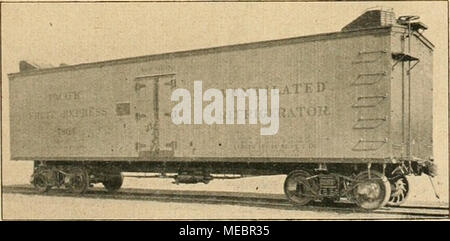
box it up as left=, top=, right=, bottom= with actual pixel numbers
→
left=1, top=2, right=448, bottom=205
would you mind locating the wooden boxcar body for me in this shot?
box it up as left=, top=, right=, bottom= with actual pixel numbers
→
left=7, top=10, right=436, bottom=209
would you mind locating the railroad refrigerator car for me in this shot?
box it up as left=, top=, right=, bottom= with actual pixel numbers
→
left=8, top=9, right=437, bottom=210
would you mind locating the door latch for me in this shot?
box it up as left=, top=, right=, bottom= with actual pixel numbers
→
left=165, top=141, right=177, bottom=151
left=135, top=112, right=147, bottom=121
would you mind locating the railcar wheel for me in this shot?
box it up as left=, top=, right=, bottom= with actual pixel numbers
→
left=32, top=168, right=52, bottom=193
left=66, top=167, right=89, bottom=194
left=284, top=170, right=319, bottom=206
left=102, top=174, right=123, bottom=192
left=352, top=170, right=391, bottom=210
left=388, top=175, right=409, bottom=206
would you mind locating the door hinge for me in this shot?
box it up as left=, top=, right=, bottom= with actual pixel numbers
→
left=164, top=79, right=177, bottom=89
left=135, top=82, right=146, bottom=92
left=135, top=142, right=147, bottom=151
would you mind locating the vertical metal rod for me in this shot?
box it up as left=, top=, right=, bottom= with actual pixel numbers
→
left=401, top=37, right=405, bottom=156
left=428, top=176, right=440, bottom=199
left=154, top=77, right=160, bottom=153
left=407, top=21, right=412, bottom=161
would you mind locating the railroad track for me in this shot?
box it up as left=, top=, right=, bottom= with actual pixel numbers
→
left=3, top=184, right=448, bottom=219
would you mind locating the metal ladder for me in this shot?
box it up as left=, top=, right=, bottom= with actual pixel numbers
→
left=351, top=50, right=388, bottom=151
left=393, top=15, right=422, bottom=160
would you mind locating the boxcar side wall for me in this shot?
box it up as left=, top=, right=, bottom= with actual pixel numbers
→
left=9, top=65, right=138, bottom=159
left=9, top=28, right=394, bottom=162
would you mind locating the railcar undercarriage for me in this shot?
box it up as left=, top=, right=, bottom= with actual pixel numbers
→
left=30, top=159, right=437, bottom=210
